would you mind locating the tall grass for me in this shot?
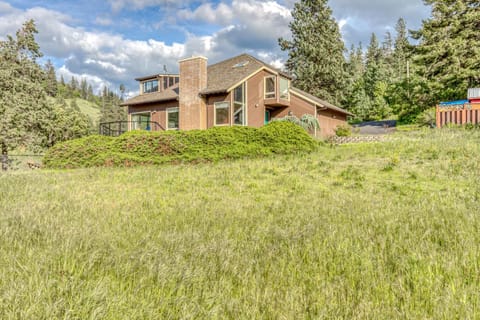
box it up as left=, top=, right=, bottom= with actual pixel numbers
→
left=1, top=129, right=480, bottom=318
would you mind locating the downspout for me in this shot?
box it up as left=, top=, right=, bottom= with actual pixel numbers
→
left=314, top=105, right=318, bottom=138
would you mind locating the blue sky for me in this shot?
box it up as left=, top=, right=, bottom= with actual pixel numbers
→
left=0, top=0, right=431, bottom=96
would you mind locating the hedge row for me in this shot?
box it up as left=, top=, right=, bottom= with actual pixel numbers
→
left=43, top=122, right=317, bottom=169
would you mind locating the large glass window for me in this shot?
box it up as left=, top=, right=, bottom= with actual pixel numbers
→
left=215, top=102, right=230, bottom=126
left=167, top=107, right=179, bottom=130
left=143, top=80, right=158, bottom=94
left=265, top=76, right=276, bottom=99
left=280, top=77, right=289, bottom=100
left=131, top=113, right=151, bottom=130
left=162, top=76, right=179, bottom=90
left=233, top=83, right=246, bottom=125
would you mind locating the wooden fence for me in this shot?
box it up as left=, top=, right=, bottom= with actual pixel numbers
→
left=436, top=103, right=480, bottom=128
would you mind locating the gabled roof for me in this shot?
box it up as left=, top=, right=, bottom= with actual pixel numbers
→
left=120, top=85, right=179, bottom=106
left=290, top=87, right=354, bottom=116
left=200, top=53, right=292, bottom=95
left=122, top=54, right=352, bottom=117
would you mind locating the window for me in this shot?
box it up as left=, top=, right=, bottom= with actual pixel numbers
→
left=215, top=102, right=230, bottom=126
left=131, top=113, right=151, bottom=130
left=233, top=82, right=246, bottom=125
left=167, top=107, right=179, bottom=130
left=143, top=80, right=158, bottom=94
left=280, top=77, right=289, bottom=100
left=265, top=76, right=276, bottom=99
left=162, top=76, right=179, bottom=89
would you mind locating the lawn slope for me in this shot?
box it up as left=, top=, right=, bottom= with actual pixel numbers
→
left=1, top=129, right=480, bottom=318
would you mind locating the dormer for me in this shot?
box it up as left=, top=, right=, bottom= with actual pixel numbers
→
left=135, top=74, right=180, bottom=95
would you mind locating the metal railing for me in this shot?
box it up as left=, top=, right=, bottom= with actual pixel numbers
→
left=99, top=121, right=165, bottom=136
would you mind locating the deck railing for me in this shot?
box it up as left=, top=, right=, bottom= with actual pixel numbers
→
left=99, top=121, right=165, bottom=136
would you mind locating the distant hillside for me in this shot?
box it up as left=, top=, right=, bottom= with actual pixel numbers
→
left=47, top=97, right=101, bottom=127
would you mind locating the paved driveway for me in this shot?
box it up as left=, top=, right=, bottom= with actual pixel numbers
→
left=353, top=120, right=397, bottom=135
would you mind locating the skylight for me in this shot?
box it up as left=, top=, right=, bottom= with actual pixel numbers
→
left=233, top=61, right=249, bottom=68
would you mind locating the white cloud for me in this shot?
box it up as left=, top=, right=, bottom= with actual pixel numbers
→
left=107, top=0, right=197, bottom=12
left=0, top=1, right=294, bottom=92
left=0, top=1, right=17, bottom=14
left=0, top=5, right=188, bottom=92
left=95, top=16, right=114, bottom=26
left=0, top=0, right=429, bottom=95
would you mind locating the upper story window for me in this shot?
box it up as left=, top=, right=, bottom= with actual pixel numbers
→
left=143, top=79, right=159, bottom=94
left=163, top=76, right=179, bottom=90
left=265, top=76, right=276, bottom=99
left=279, top=77, right=289, bottom=100
left=233, top=82, right=246, bottom=125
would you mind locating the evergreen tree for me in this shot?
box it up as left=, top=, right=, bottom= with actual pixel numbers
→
left=80, top=78, right=88, bottom=99
left=44, top=59, right=57, bottom=97
left=48, top=97, right=92, bottom=145
left=363, top=33, right=391, bottom=120
left=393, top=18, right=410, bottom=80
left=70, top=76, right=78, bottom=91
left=0, top=20, right=53, bottom=168
left=412, top=0, right=480, bottom=102
left=99, top=86, right=127, bottom=124
left=279, top=0, right=347, bottom=106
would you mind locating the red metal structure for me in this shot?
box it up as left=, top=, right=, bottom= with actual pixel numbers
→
left=436, top=89, right=480, bottom=128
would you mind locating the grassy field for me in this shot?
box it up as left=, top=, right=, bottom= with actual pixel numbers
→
left=47, top=97, right=101, bottom=126
left=1, top=129, right=480, bottom=319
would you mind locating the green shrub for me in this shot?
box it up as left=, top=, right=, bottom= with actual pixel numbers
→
left=416, top=108, right=436, bottom=128
left=334, top=124, right=352, bottom=137
left=43, top=122, right=317, bottom=169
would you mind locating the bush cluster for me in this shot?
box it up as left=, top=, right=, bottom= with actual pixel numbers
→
left=334, top=124, right=352, bottom=137
left=43, top=122, right=317, bottom=169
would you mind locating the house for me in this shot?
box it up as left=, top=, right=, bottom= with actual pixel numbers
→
left=121, top=54, right=352, bottom=136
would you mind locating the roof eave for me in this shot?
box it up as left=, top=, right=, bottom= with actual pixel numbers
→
left=121, top=97, right=179, bottom=106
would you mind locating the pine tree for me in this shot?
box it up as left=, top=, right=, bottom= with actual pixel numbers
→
left=412, top=0, right=480, bottom=102
left=0, top=20, right=53, bottom=169
left=44, top=59, right=57, bottom=97
left=393, top=18, right=410, bottom=80
left=363, top=33, right=391, bottom=120
left=80, top=78, right=88, bottom=99
left=279, top=0, right=347, bottom=106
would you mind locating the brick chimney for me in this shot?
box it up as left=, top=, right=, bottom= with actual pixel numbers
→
left=178, top=56, right=208, bottom=130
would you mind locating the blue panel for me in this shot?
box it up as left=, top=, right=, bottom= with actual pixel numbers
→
left=439, top=100, right=469, bottom=106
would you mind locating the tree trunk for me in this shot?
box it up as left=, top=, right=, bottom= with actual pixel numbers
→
left=1, top=143, right=8, bottom=171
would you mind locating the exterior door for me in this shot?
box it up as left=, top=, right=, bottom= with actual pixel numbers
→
left=264, top=110, right=271, bottom=125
